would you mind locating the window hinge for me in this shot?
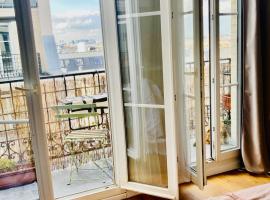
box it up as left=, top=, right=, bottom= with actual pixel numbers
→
left=174, top=94, right=177, bottom=101
left=212, top=78, right=215, bottom=84
left=212, top=126, right=215, bottom=132
left=172, top=12, right=174, bottom=19
left=211, top=14, right=214, bottom=20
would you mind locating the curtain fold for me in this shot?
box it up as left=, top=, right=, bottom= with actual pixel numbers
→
left=242, top=0, right=270, bottom=173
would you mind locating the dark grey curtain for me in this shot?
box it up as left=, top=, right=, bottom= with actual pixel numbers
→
left=242, top=0, right=270, bottom=173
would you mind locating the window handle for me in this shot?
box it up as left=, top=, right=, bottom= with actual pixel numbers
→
left=15, top=86, right=37, bottom=93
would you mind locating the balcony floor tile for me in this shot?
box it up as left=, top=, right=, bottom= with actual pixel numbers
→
left=0, top=159, right=114, bottom=200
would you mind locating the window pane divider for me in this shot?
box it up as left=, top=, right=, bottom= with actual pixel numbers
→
left=219, top=12, right=238, bottom=16
left=210, top=0, right=221, bottom=162
left=117, top=11, right=161, bottom=19
left=220, top=83, right=239, bottom=88
left=124, top=103, right=164, bottom=109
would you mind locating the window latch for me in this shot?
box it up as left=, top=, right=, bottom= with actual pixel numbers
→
left=15, top=86, right=38, bottom=93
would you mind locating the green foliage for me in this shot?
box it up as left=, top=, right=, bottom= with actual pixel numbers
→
left=223, top=118, right=231, bottom=126
left=0, top=158, right=16, bottom=172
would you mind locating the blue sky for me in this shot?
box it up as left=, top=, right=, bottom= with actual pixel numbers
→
left=49, top=0, right=232, bottom=43
left=50, top=0, right=100, bottom=15
left=49, top=0, right=102, bottom=43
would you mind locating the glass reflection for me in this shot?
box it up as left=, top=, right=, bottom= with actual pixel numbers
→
left=116, top=0, right=168, bottom=187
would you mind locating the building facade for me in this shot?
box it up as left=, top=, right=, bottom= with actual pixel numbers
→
left=0, top=0, right=60, bottom=76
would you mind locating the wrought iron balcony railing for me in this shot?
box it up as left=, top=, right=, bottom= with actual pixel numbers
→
left=0, top=58, right=232, bottom=183
left=0, top=70, right=108, bottom=176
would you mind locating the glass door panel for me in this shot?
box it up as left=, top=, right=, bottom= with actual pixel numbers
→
left=0, top=2, right=40, bottom=199
left=116, top=0, right=160, bottom=15
left=181, top=0, right=206, bottom=188
left=29, top=0, right=115, bottom=198
left=115, top=0, right=179, bottom=198
left=116, top=7, right=167, bottom=187
left=202, top=0, right=214, bottom=161
left=218, top=0, right=240, bottom=151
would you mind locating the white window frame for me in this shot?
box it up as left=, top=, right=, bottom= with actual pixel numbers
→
left=206, top=0, right=242, bottom=176
left=172, top=0, right=207, bottom=189
left=11, top=0, right=243, bottom=198
left=12, top=1, right=128, bottom=200
left=172, top=0, right=242, bottom=185
left=13, top=0, right=54, bottom=199
left=101, top=0, right=179, bottom=199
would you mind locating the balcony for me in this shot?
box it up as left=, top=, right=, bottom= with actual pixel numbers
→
left=0, top=69, right=113, bottom=199
left=0, top=56, right=233, bottom=198
left=184, top=58, right=233, bottom=161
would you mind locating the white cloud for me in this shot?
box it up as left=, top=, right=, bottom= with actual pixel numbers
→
left=51, top=11, right=102, bottom=43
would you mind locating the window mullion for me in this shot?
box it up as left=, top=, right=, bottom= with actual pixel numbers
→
left=13, top=0, right=54, bottom=199
left=237, top=0, right=242, bottom=149
left=210, top=0, right=221, bottom=161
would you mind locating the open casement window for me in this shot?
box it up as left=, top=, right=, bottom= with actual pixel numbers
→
left=210, top=0, right=241, bottom=159
left=204, top=0, right=242, bottom=175
left=172, top=0, right=207, bottom=189
left=101, top=0, right=179, bottom=199
left=1, top=1, right=54, bottom=199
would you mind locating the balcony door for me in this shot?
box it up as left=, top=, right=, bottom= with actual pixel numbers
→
left=2, top=0, right=178, bottom=199
left=0, top=0, right=54, bottom=199
left=101, top=0, right=179, bottom=199
left=172, top=0, right=206, bottom=189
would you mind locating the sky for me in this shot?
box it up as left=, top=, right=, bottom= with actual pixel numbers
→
left=50, top=0, right=100, bottom=14
left=49, top=0, right=235, bottom=44
left=50, top=0, right=102, bottom=43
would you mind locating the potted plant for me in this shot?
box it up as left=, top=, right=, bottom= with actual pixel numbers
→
left=221, top=118, right=231, bottom=145
left=0, top=158, right=36, bottom=189
left=222, top=94, right=231, bottom=110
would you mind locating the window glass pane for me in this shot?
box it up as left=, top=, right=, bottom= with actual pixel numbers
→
left=203, top=0, right=213, bottom=160
left=219, top=14, right=239, bottom=150
left=116, top=0, right=160, bottom=15
left=29, top=0, right=114, bottom=198
left=124, top=107, right=167, bottom=187
left=219, top=0, right=238, bottom=13
left=119, top=16, right=164, bottom=105
left=0, top=17, right=39, bottom=200
left=116, top=0, right=168, bottom=187
left=183, top=0, right=193, bottom=12
left=183, top=12, right=197, bottom=168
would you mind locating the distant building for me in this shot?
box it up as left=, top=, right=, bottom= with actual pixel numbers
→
left=59, top=52, right=104, bottom=73
left=0, top=0, right=60, bottom=77
left=0, top=0, right=105, bottom=78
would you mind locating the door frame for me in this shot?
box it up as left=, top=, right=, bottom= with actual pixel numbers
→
left=207, top=0, right=242, bottom=170
left=13, top=0, right=54, bottom=199
left=172, top=0, right=207, bottom=189
left=13, top=1, right=128, bottom=200
left=101, top=0, right=179, bottom=199
left=11, top=0, right=180, bottom=199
